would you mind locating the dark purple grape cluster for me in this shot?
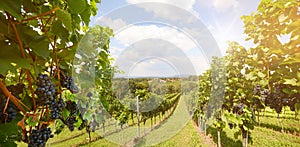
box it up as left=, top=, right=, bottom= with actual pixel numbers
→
left=0, top=96, right=17, bottom=123
left=28, top=127, right=53, bottom=147
left=253, top=84, right=261, bottom=95
left=50, top=98, right=66, bottom=119
left=252, top=84, right=268, bottom=109
left=233, top=103, right=244, bottom=116
left=36, top=74, right=66, bottom=119
left=65, top=115, right=77, bottom=131
left=260, top=89, right=270, bottom=101
left=263, top=84, right=300, bottom=113
left=265, top=84, right=286, bottom=114
left=35, top=74, right=56, bottom=106
left=0, top=84, right=24, bottom=123
left=60, top=75, right=79, bottom=94
left=288, top=95, right=300, bottom=111
left=62, top=101, right=79, bottom=131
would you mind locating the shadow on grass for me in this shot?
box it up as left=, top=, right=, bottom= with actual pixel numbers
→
left=258, top=122, right=300, bottom=136
left=206, top=127, right=242, bottom=147
left=133, top=137, right=146, bottom=147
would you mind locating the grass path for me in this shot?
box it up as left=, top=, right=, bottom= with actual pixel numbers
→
left=134, top=97, right=190, bottom=146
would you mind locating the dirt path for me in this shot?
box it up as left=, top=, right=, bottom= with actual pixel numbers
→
left=191, top=120, right=216, bottom=147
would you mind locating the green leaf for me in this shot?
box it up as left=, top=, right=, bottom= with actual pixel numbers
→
left=13, top=58, right=31, bottom=69
left=28, top=36, right=50, bottom=59
left=83, top=111, right=92, bottom=121
left=0, top=13, right=9, bottom=35
left=67, top=0, right=87, bottom=14
left=26, top=115, right=39, bottom=127
left=0, top=59, right=16, bottom=75
left=56, top=9, right=72, bottom=31
left=257, top=72, right=266, bottom=78
left=74, top=117, right=83, bottom=128
left=62, top=109, right=71, bottom=120
left=234, top=131, right=240, bottom=139
left=245, top=72, right=257, bottom=81
left=0, top=0, right=22, bottom=20
left=0, top=114, right=22, bottom=146
left=0, top=40, right=23, bottom=75
left=16, top=24, right=50, bottom=59
left=259, top=79, right=268, bottom=87
left=283, top=78, right=299, bottom=86
left=282, top=88, right=292, bottom=95
left=80, top=7, right=91, bottom=25
left=52, top=20, right=69, bottom=42
left=22, top=0, right=38, bottom=12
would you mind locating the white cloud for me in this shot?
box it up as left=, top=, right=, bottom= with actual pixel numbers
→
left=213, top=0, right=239, bottom=13
left=110, top=46, right=124, bottom=58
left=93, top=16, right=127, bottom=31
left=113, top=44, right=205, bottom=77
left=115, top=25, right=197, bottom=51
left=196, top=0, right=239, bottom=13
left=110, top=30, right=207, bottom=76
left=127, top=0, right=195, bottom=11
left=126, top=0, right=198, bottom=21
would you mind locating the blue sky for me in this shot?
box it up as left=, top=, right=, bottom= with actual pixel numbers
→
left=90, top=0, right=261, bottom=77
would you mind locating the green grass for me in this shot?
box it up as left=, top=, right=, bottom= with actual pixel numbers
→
left=16, top=104, right=300, bottom=147
left=258, top=107, right=300, bottom=135
left=207, top=106, right=300, bottom=147
left=153, top=121, right=204, bottom=147
left=134, top=97, right=190, bottom=146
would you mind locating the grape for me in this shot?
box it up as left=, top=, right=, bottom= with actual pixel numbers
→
left=28, top=127, right=54, bottom=147
left=253, top=84, right=261, bottom=95
left=0, top=84, right=23, bottom=123
left=62, top=101, right=79, bottom=131
left=233, top=103, right=244, bottom=115
left=87, top=92, right=93, bottom=98
left=60, top=75, right=79, bottom=94
left=0, top=97, right=17, bottom=123
left=65, top=115, right=77, bottom=131
left=35, top=74, right=66, bottom=119
left=260, top=89, right=269, bottom=102
left=287, top=96, right=299, bottom=111
left=35, top=74, right=56, bottom=106
left=50, top=98, right=66, bottom=119
left=252, top=97, right=264, bottom=109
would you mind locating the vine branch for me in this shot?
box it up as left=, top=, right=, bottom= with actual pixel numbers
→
left=0, top=81, right=26, bottom=114
left=10, top=17, right=36, bottom=111
left=18, top=7, right=59, bottom=24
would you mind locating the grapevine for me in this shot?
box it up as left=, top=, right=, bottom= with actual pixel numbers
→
left=0, top=0, right=108, bottom=146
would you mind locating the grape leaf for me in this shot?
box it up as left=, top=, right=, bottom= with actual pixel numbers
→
left=0, top=0, right=22, bottom=20
left=283, top=78, right=299, bottom=86
left=80, top=6, right=91, bottom=25
left=62, top=109, right=71, bottom=120
left=0, top=114, right=22, bottom=146
left=52, top=20, right=69, bottom=42
left=22, top=0, right=37, bottom=13
left=67, top=0, right=87, bottom=14
left=28, top=36, right=50, bottom=59
left=17, top=24, right=50, bottom=59
left=0, top=41, right=24, bottom=75
left=56, top=9, right=72, bottom=31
